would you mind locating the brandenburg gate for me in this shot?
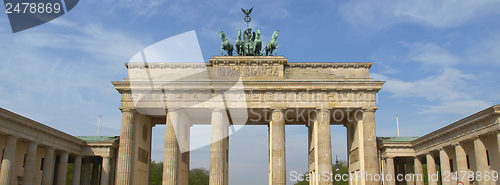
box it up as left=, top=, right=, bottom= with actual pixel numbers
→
left=112, top=56, right=384, bottom=185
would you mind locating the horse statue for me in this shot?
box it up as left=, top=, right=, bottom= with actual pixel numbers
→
left=265, top=30, right=279, bottom=56
left=254, top=28, right=262, bottom=56
left=235, top=30, right=243, bottom=56
left=220, top=31, right=234, bottom=56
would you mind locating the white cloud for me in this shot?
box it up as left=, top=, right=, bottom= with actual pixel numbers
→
left=339, top=0, right=500, bottom=28
left=373, top=68, right=490, bottom=115
left=409, top=43, right=460, bottom=66
left=87, top=0, right=169, bottom=18
left=376, top=62, right=400, bottom=75
left=418, top=100, right=491, bottom=115
left=467, top=33, right=500, bottom=65
left=0, top=18, right=146, bottom=136
left=371, top=40, right=494, bottom=115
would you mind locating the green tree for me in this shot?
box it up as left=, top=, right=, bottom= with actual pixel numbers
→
left=149, top=162, right=209, bottom=185
left=66, top=163, right=74, bottom=185
left=295, top=161, right=349, bottom=185
left=150, top=161, right=163, bottom=185
left=188, top=168, right=209, bottom=185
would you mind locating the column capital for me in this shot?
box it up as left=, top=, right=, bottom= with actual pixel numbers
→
left=315, top=105, right=331, bottom=111
left=306, top=120, right=313, bottom=128
left=472, top=135, right=485, bottom=140
left=119, top=107, right=135, bottom=113
left=209, top=107, right=226, bottom=112
left=270, top=106, right=287, bottom=111
left=6, top=135, right=18, bottom=140
left=58, top=150, right=69, bottom=155
left=166, top=107, right=181, bottom=112
left=362, top=107, right=378, bottom=112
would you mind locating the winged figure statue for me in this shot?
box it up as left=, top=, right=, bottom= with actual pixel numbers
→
left=241, top=7, right=253, bottom=16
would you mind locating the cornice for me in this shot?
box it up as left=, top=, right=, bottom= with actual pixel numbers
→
left=112, top=80, right=384, bottom=90
left=494, top=104, right=500, bottom=114
left=209, top=56, right=287, bottom=65
left=287, top=62, right=372, bottom=69
left=0, top=108, right=86, bottom=147
left=125, top=62, right=209, bottom=69
left=124, top=60, right=373, bottom=69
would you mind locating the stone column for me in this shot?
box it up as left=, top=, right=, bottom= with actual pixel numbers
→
left=180, top=113, right=191, bottom=185
left=414, top=157, right=424, bottom=185
left=91, top=159, right=100, bottom=185
left=209, top=108, right=229, bottom=185
left=269, top=109, right=286, bottom=185
left=426, top=153, right=438, bottom=185
left=223, top=136, right=228, bottom=185
left=162, top=109, right=191, bottom=185
left=72, top=155, right=82, bottom=185
left=362, top=108, right=380, bottom=185
left=385, top=157, right=396, bottom=185
left=115, top=108, right=135, bottom=185
left=317, top=109, right=333, bottom=185
left=496, top=132, right=500, bottom=175
left=42, top=147, right=55, bottom=185
left=473, top=137, right=490, bottom=185
left=56, top=152, right=69, bottom=185
left=454, top=143, right=469, bottom=185
left=439, top=148, right=451, bottom=185
left=497, top=132, right=500, bottom=161
left=163, top=110, right=180, bottom=185
left=23, top=142, right=38, bottom=185
left=306, top=120, right=318, bottom=185
left=405, top=161, right=415, bottom=185
left=109, top=156, right=116, bottom=185
left=101, top=157, right=111, bottom=185
left=0, top=136, right=17, bottom=185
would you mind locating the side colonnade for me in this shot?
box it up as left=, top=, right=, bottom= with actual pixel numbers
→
left=0, top=108, right=118, bottom=185
left=380, top=105, right=500, bottom=185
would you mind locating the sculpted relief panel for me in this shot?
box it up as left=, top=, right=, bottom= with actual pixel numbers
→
left=215, top=65, right=280, bottom=77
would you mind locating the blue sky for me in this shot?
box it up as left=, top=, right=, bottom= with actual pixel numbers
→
left=1, top=0, right=500, bottom=184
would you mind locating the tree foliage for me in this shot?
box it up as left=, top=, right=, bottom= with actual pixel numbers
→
left=295, top=161, right=349, bottom=185
left=188, top=168, right=209, bottom=185
left=149, top=161, right=209, bottom=185
left=149, top=161, right=351, bottom=185
left=150, top=161, right=163, bottom=185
